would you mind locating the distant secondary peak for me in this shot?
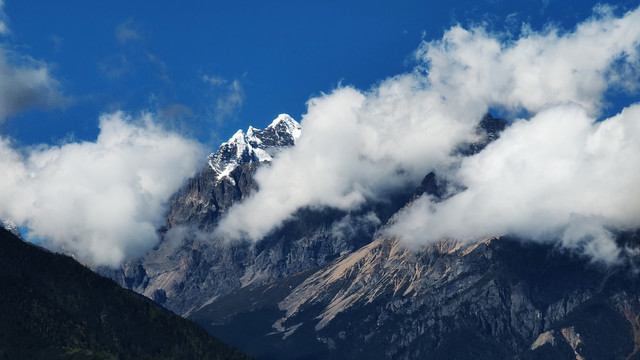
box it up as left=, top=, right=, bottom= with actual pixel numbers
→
left=208, top=114, right=302, bottom=183
left=1, top=219, right=21, bottom=238
left=229, top=129, right=247, bottom=143
left=269, top=113, right=294, bottom=127
left=268, top=114, right=302, bottom=140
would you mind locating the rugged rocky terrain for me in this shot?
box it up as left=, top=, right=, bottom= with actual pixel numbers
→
left=106, top=113, right=640, bottom=359
left=191, top=231, right=640, bottom=359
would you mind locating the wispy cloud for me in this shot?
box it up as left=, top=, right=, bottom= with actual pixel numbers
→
left=202, top=74, right=245, bottom=123
left=0, top=12, right=68, bottom=122
left=540, top=0, right=551, bottom=14
left=99, top=53, right=131, bottom=79
left=202, top=74, right=227, bottom=86
left=50, top=35, right=63, bottom=53
left=146, top=53, right=170, bottom=83
left=216, top=4, right=640, bottom=263
left=115, top=18, right=143, bottom=44
left=0, top=0, right=9, bottom=35
left=100, top=19, right=169, bottom=84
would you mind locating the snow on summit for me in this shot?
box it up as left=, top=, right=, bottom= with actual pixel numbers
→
left=270, top=114, right=302, bottom=140
left=208, top=114, right=302, bottom=182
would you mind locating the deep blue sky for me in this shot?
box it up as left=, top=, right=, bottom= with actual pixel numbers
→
left=1, top=0, right=636, bottom=148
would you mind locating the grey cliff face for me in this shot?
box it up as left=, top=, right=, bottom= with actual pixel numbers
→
left=191, top=233, right=640, bottom=360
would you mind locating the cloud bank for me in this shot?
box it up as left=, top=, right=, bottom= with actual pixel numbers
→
left=203, top=74, right=245, bottom=124
left=216, top=5, right=640, bottom=262
left=0, top=112, right=203, bottom=266
left=388, top=104, right=640, bottom=262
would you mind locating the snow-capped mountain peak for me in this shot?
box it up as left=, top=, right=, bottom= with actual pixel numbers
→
left=269, top=114, right=302, bottom=141
left=208, top=114, right=302, bottom=182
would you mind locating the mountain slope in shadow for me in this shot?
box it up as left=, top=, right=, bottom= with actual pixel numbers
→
left=0, top=227, right=251, bottom=360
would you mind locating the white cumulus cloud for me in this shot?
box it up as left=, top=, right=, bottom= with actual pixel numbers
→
left=0, top=112, right=204, bottom=266
left=420, top=4, right=640, bottom=117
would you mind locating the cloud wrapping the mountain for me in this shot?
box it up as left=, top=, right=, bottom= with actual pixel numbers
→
left=0, top=112, right=203, bottom=266
left=386, top=6, right=640, bottom=262
left=215, top=75, right=485, bottom=241
left=216, top=5, right=640, bottom=262
left=388, top=104, right=640, bottom=262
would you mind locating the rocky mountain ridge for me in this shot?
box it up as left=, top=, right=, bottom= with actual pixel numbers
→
left=208, top=114, right=301, bottom=184
left=105, top=113, right=506, bottom=316
left=104, top=113, right=640, bottom=359
left=106, top=113, right=396, bottom=316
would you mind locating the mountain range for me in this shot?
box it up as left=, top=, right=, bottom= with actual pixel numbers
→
left=103, top=113, right=640, bottom=359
